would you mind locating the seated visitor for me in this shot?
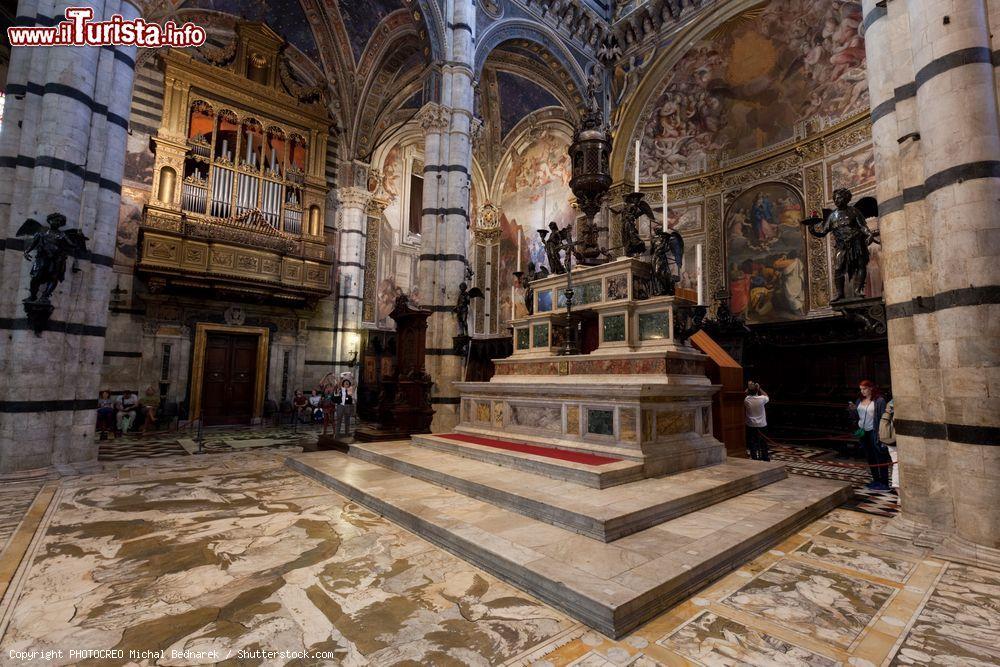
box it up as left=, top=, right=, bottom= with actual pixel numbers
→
left=292, top=390, right=309, bottom=423
left=96, top=390, right=115, bottom=434
left=308, top=389, right=323, bottom=422
left=116, top=390, right=139, bottom=435
left=139, top=386, right=160, bottom=435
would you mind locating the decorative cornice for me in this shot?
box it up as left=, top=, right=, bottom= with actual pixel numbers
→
left=416, top=102, right=451, bottom=131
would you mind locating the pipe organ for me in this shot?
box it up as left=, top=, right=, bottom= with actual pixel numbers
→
left=139, top=22, right=333, bottom=304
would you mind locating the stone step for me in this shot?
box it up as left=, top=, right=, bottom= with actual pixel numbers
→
left=347, top=440, right=788, bottom=542
left=286, top=451, right=853, bottom=638
left=410, top=433, right=647, bottom=489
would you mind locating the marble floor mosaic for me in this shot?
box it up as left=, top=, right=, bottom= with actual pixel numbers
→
left=0, top=453, right=995, bottom=666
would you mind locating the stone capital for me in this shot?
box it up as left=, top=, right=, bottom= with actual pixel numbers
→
left=366, top=195, right=390, bottom=217
left=416, top=102, right=451, bottom=131
left=338, top=186, right=371, bottom=210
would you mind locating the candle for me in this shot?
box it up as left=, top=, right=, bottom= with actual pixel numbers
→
left=246, top=133, right=253, bottom=163
left=221, top=139, right=228, bottom=160
left=271, top=147, right=277, bottom=171
left=517, top=231, right=522, bottom=271
left=662, top=173, right=668, bottom=232
left=634, top=140, right=640, bottom=192
left=696, top=244, right=704, bottom=306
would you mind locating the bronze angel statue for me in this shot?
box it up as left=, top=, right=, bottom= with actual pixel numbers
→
left=800, top=189, right=879, bottom=301
left=453, top=282, right=485, bottom=338
left=538, top=221, right=572, bottom=274
left=613, top=192, right=656, bottom=257
left=18, top=212, right=88, bottom=303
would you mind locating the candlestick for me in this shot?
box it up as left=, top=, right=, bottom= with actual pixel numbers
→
left=634, top=140, right=640, bottom=192
left=696, top=244, right=704, bottom=306
left=662, top=173, right=668, bottom=232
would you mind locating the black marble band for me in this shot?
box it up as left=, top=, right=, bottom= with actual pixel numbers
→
left=304, top=360, right=352, bottom=367
left=339, top=228, right=365, bottom=237
left=915, top=47, right=993, bottom=89
left=886, top=284, right=1000, bottom=320
left=339, top=295, right=363, bottom=302
left=0, top=317, right=106, bottom=337
left=2, top=237, right=115, bottom=267
left=103, top=350, right=141, bottom=358
left=0, top=398, right=98, bottom=413
left=895, top=419, right=1000, bottom=446
left=422, top=207, right=470, bottom=221
left=874, top=161, right=1000, bottom=215
left=870, top=49, right=993, bottom=124
left=430, top=396, right=462, bottom=404
left=336, top=261, right=366, bottom=269
left=306, top=325, right=359, bottom=333
left=424, top=164, right=469, bottom=174
left=862, top=6, right=887, bottom=32
left=424, top=305, right=457, bottom=313
left=0, top=154, right=122, bottom=195
left=5, top=82, right=129, bottom=131
left=447, top=22, right=474, bottom=34
left=418, top=253, right=467, bottom=263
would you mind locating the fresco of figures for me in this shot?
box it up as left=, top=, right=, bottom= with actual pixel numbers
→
left=636, top=0, right=867, bottom=178
left=829, top=146, right=875, bottom=193
left=726, top=183, right=808, bottom=324
left=497, top=130, right=575, bottom=328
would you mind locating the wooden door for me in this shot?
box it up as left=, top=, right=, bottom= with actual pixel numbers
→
left=201, top=333, right=259, bottom=425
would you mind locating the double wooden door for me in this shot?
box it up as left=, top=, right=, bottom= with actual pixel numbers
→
left=201, top=333, right=258, bottom=425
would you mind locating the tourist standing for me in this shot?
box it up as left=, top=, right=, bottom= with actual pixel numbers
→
left=879, top=397, right=898, bottom=490
left=849, top=380, right=891, bottom=490
left=335, top=378, right=355, bottom=439
left=744, top=381, right=770, bottom=461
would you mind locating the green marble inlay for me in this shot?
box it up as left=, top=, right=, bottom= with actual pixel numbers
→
left=516, top=327, right=530, bottom=349
left=638, top=311, right=670, bottom=341
left=532, top=323, right=550, bottom=348
left=537, top=290, right=553, bottom=313
left=602, top=314, right=626, bottom=342
left=579, top=281, right=602, bottom=304
left=587, top=409, right=614, bottom=436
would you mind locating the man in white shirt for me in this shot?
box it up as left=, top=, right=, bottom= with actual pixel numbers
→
left=744, top=381, right=770, bottom=461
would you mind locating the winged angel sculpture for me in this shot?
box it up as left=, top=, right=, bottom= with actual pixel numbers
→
left=16, top=213, right=88, bottom=334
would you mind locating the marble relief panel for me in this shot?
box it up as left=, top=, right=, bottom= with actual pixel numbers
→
left=722, top=560, right=895, bottom=649
left=620, top=408, right=637, bottom=442
left=509, top=404, right=562, bottom=432
left=660, top=611, right=838, bottom=667
left=566, top=405, right=580, bottom=435
left=656, top=411, right=694, bottom=437
left=794, top=540, right=916, bottom=582
left=476, top=401, right=492, bottom=423
left=493, top=402, right=505, bottom=428
left=891, top=564, right=1000, bottom=666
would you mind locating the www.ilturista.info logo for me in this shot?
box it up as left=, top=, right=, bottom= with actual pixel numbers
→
left=8, top=7, right=206, bottom=47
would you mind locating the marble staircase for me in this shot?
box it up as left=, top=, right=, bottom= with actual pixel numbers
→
left=286, top=441, right=851, bottom=637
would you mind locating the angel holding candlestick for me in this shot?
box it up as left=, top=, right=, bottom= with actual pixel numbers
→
left=19, top=212, right=88, bottom=303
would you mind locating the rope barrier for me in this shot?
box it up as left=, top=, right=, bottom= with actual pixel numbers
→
left=761, top=433, right=897, bottom=469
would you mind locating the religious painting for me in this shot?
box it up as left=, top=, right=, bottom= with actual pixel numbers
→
left=636, top=0, right=868, bottom=178
left=123, top=112, right=155, bottom=187
left=726, top=183, right=808, bottom=323
left=115, top=190, right=145, bottom=268
left=665, top=202, right=703, bottom=235
left=678, top=234, right=704, bottom=292
left=375, top=274, right=402, bottom=327
left=828, top=145, right=875, bottom=194
left=497, top=128, right=574, bottom=329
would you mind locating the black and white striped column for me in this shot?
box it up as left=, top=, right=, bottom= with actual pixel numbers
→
left=0, top=1, right=139, bottom=475
left=417, top=0, right=477, bottom=431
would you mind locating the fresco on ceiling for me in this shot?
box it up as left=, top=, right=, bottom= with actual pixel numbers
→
left=496, top=71, right=561, bottom=139
left=337, top=0, right=406, bottom=61
left=181, top=0, right=318, bottom=59
left=497, top=131, right=573, bottom=329
left=636, top=0, right=867, bottom=178
left=726, top=182, right=808, bottom=324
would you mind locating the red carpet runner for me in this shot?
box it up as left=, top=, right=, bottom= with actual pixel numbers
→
left=437, top=433, right=622, bottom=466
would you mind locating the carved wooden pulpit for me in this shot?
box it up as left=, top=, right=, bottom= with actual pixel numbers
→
left=355, top=295, right=435, bottom=441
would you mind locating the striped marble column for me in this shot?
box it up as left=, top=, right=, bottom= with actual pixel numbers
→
left=864, top=0, right=1000, bottom=563
left=418, top=0, right=477, bottom=432
left=335, top=186, right=371, bottom=373
left=0, top=1, right=139, bottom=476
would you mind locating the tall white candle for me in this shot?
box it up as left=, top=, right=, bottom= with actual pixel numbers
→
left=517, top=231, right=522, bottom=271
left=696, top=243, right=704, bottom=305
left=634, top=140, right=640, bottom=192
left=662, top=173, right=668, bottom=232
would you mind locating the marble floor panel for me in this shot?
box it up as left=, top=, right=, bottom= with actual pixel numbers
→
left=0, top=484, right=41, bottom=552
left=1, top=451, right=996, bottom=666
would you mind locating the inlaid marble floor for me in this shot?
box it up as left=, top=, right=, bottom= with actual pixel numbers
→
left=1, top=452, right=996, bottom=666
